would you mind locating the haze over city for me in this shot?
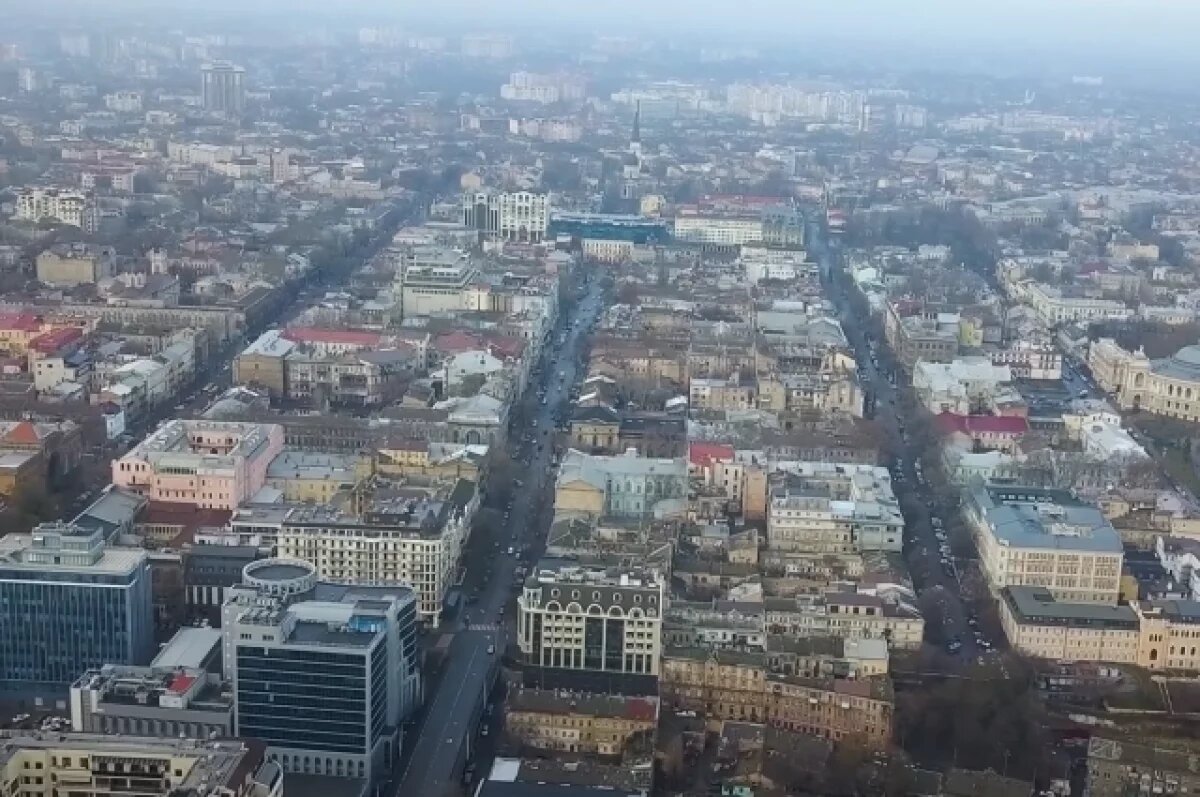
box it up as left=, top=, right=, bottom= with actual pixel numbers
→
left=1, top=2, right=1200, bottom=797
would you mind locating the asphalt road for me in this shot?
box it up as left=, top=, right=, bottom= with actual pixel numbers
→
left=818, top=234, right=989, bottom=661
left=395, top=276, right=606, bottom=797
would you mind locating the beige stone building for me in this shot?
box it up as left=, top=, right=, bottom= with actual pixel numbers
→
left=766, top=675, right=893, bottom=750
left=0, top=735, right=280, bottom=797
left=660, top=648, right=768, bottom=722
left=505, top=688, right=658, bottom=756
left=1089, top=337, right=1200, bottom=421
left=965, top=484, right=1124, bottom=604
left=999, top=586, right=1140, bottom=664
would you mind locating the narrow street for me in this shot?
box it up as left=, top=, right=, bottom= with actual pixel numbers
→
left=817, top=233, right=989, bottom=662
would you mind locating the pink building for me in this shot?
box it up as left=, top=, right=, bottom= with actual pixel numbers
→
left=112, top=420, right=284, bottom=509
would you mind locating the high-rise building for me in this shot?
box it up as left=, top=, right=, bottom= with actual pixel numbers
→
left=201, top=61, right=246, bottom=116
left=0, top=522, right=153, bottom=693
left=222, top=558, right=420, bottom=785
left=461, top=191, right=550, bottom=243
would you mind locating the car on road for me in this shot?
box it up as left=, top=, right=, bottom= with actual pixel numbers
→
left=487, top=644, right=495, bottom=655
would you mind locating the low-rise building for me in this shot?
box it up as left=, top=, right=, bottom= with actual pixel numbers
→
left=999, top=585, right=1140, bottom=664
left=70, top=664, right=233, bottom=738
left=555, top=449, right=688, bottom=520
left=506, top=688, right=658, bottom=757
left=765, top=675, right=893, bottom=750
left=0, top=735, right=281, bottom=797
left=36, top=244, right=114, bottom=286
left=1088, top=736, right=1200, bottom=797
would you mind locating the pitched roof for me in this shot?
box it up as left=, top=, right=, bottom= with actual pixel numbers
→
left=936, top=412, right=1029, bottom=436
left=689, top=442, right=735, bottom=467
left=2, top=421, right=42, bottom=446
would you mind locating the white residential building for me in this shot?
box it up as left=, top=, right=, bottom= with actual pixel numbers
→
left=672, top=214, right=764, bottom=247
left=17, top=188, right=93, bottom=229
left=461, top=191, right=550, bottom=243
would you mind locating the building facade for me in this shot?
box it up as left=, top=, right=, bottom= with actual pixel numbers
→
left=0, top=735, right=281, bottom=797
left=462, top=191, right=550, bottom=243
left=222, top=558, right=420, bottom=786
left=1090, top=339, right=1200, bottom=422
left=505, top=688, right=658, bottom=757
left=766, top=464, right=904, bottom=554
left=201, top=61, right=246, bottom=115
left=112, top=420, right=285, bottom=510
left=965, top=484, right=1124, bottom=604
left=0, top=523, right=153, bottom=692
left=276, top=483, right=477, bottom=626
left=17, top=188, right=93, bottom=229
left=517, top=563, right=664, bottom=676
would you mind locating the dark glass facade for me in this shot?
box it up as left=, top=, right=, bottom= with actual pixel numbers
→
left=0, top=566, right=153, bottom=689
left=236, top=643, right=383, bottom=755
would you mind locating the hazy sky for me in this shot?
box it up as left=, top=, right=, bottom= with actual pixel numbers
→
left=14, top=0, right=1200, bottom=69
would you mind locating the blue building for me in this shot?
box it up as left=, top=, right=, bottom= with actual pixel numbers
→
left=222, top=558, right=420, bottom=787
left=549, top=211, right=669, bottom=245
left=0, top=521, right=153, bottom=695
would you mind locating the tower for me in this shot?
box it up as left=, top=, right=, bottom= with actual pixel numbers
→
left=629, top=100, right=642, bottom=158
left=201, top=61, right=246, bottom=117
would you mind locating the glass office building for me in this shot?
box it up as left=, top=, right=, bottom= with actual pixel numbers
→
left=223, top=558, right=419, bottom=786
left=0, top=522, right=153, bottom=694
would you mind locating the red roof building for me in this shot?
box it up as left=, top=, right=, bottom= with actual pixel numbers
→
left=29, top=326, right=84, bottom=356
left=689, top=442, right=735, bottom=469
left=936, top=412, right=1029, bottom=452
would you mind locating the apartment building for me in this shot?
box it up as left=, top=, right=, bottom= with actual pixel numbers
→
left=766, top=675, right=893, bottom=750
left=965, top=484, right=1124, bottom=604
left=672, top=213, right=764, bottom=247
left=0, top=735, right=281, bottom=797
left=763, top=591, right=925, bottom=650
left=990, top=341, right=1062, bottom=381
left=660, top=648, right=768, bottom=722
left=461, top=191, right=550, bottom=242
left=766, top=463, right=904, bottom=554
left=276, top=481, right=478, bottom=626
left=883, top=301, right=959, bottom=368
left=505, top=688, right=658, bottom=756
left=1024, top=283, right=1130, bottom=326
left=112, top=420, right=285, bottom=510
left=1089, top=338, right=1200, bottom=422
left=517, top=562, right=664, bottom=675
left=222, top=558, right=420, bottom=785
left=16, top=187, right=94, bottom=228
